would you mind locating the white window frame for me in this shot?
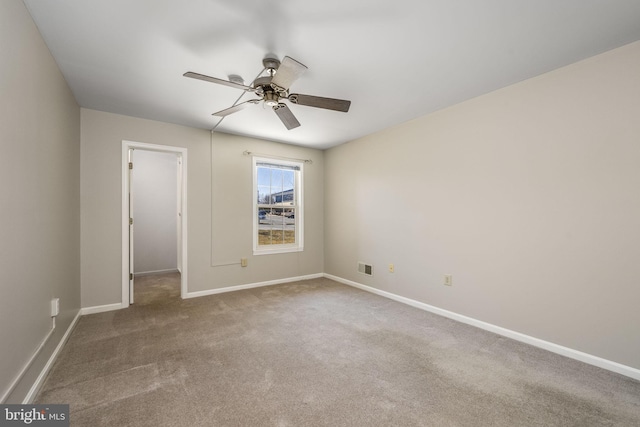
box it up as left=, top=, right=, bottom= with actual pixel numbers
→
left=252, top=156, right=304, bottom=255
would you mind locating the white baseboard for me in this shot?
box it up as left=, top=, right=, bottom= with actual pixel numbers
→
left=324, top=273, right=640, bottom=381
left=22, top=310, right=82, bottom=403
left=16, top=272, right=639, bottom=406
left=80, top=302, right=125, bottom=315
left=0, top=326, right=55, bottom=403
left=82, top=273, right=326, bottom=309
left=185, top=273, right=324, bottom=299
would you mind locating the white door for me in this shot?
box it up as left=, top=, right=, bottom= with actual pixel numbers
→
left=176, top=156, right=183, bottom=273
left=128, top=148, right=135, bottom=303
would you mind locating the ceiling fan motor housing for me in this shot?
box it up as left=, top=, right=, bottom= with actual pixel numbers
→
left=253, top=76, right=272, bottom=90
left=253, top=76, right=282, bottom=105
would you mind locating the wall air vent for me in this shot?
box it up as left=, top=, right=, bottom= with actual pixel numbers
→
left=357, top=262, right=373, bottom=276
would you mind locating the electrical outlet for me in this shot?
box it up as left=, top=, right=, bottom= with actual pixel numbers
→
left=51, top=298, right=60, bottom=317
left=241, top=258, right=248, bottom=267
left=444, top=275, right=452, bottom=286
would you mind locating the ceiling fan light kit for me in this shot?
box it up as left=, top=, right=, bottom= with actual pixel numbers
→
left=184, top=55, right=351, bottom=130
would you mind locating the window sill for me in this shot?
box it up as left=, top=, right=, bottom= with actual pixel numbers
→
left=253, top=246, right=304, bottom=256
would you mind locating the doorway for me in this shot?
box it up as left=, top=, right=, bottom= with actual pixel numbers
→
left=122, top=141, right=188, bottom=306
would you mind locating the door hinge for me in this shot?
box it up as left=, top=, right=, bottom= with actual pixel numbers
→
left=129, top=162, right=133, bottom=170
left=129, top=273, right=133, bottom=280
left=129, top=217, right=133, bottom=225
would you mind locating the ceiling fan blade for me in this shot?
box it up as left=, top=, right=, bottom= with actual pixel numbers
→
left=184, top=71, right=255, bottom=92
left=271, top=56, right=307, bottom=90
left=288, top=93, right=351, bottom=112
left=273, top=103, right=301, bottom=130
left=213, top=99, right=260, bottom=117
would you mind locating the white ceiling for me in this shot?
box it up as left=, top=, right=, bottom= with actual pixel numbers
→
left=24, top=0, right=640, bottom=149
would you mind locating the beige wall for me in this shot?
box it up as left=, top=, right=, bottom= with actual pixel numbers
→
left=324, top=41, right=640, bottom=369
left=5, top=0, right=638, bottom=399
left=208, top=132, right=325, bottom=290
left=0, top=1, right=81, bottom=402
left=80, top=109, right=324, bottom=307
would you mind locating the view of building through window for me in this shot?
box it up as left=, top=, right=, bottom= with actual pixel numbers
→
left=255, top=160, right=301, bottom=251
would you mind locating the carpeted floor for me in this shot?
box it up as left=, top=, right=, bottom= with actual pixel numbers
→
left=36, top=273, right=640, bottom=426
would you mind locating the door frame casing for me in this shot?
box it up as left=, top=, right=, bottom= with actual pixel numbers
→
left=121, top=140, right=188, bottom=306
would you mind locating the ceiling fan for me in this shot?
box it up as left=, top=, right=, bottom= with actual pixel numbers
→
left=184, top=55, right=351, bottom=130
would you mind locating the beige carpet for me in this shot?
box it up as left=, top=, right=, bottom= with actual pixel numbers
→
left=36, top=273, right=640, bottom=426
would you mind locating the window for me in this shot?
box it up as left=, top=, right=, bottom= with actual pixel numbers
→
left=253, top=157, right=303, bottom=254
